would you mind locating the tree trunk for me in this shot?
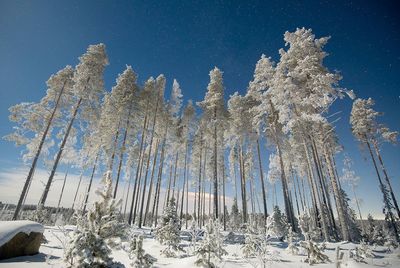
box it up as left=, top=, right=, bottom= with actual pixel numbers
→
left=40, top=96, right=84, bottom=206
left=72, top=172, right=83, bottom=210
left=213, top=106, right=218, bottom=220
left=256, top=138, right=268, bottom=223
left=180, top=142, right=189, bottom=223
left=152, top=127, right=168, bottom=227
left=13, top=80, right=68, bottom=220
left=372, top=140, right=400, bottom=219
left=366, top=139, right=398, bottom=236
left=113, top=106, right=133, bottom=198
left=323, top=146, right=349, bottom=241
left=82, top=154, right=99, bottom=213
left=128, top=109, right=149, bottom=225
left=108, top=119, right=121, bottom=172
left=143, top=139, right=159, bottom=226
left=239, top=144, right=247, bottom=223
left=56, top=167, right=69, bottom=213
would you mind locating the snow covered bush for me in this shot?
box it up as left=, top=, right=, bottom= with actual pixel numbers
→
left=265, top=206, right=288, bottom=240
left=195, top=219, right=227, bottom=268
left=299, top=211, right=329, bottom=265
left=129, top=234, right=157, bottom=268
left=29, top=204, right=51, bottom=225
left=64, top=171, right=126, bottom=267
left=349, top=240, right=375, bottom=263
left=241, top=224, right=281, bottom=267
left=286, top=225, right=299, bottom=255
left=300, top=239, right=330, bottom=265
left=155, top=197, right=183, bottom=257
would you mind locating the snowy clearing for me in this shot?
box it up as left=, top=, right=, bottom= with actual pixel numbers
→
left=0, top=225, right=399, bottom=268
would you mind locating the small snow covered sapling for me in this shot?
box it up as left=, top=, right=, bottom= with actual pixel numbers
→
left=241, top=224, right=281, bottom=268
left=242, top=226, right=262, bottom=258
left=286, top=225, right=299, bottom=255
left=265, top=206, right=288, bottom=241
left=189, top=220, right=202, bottom=253
left=350, top=240, right=375, bottom=263
left=63, top=171, right=126, bottom=267
left=299, top=211, right=330, bottom=265
left=129, top=234, right=157, bottom=268
left=383, top=224, right=399, bottom=252
left=155, top=197, right=183, bottom=257
left=195, top=219, right=227, bottom=268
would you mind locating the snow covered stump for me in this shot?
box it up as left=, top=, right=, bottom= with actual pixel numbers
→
left=0, top=220, right=44, bottom=260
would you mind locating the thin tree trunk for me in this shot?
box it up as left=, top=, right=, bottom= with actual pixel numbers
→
left=152, top=127, right=167, bottom=227
left=239, top=144, right=247, bottom=223
left=180, top=142, right=189, bottom=223
left=366, top=139, right=398, bottom=236
left=128, top=109, right=149, bottom=225
left=13, top=80, right=68, bottom=220
left=323, top=146, right=349, bottom=241
left=108, top=119, right=121, bottom=172
left=40, top=96, right=84, bottom=206
left=83, top=154, right=99, bottom=213
left=372, top=140, right=400, bottom=219
left=213, top=107, right=218, bottom=220
left=56, top=167, right=69, bottom=212
left=113, top=106, right=133, bottom=198
left=144, top=139, right=159, bottom=226
left=256, top=138, right=268, bottom=223
left=351, top=184, right=365, bottom=234
left=72, top=172, right=84, bottom=210
left=222, top=157, right=226, bottom=230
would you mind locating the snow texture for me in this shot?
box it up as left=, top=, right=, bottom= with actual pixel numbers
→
left=0, top=220, right=44, bottom=247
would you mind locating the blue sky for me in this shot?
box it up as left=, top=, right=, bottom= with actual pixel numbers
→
left=0, top=0, right=399, bottom=217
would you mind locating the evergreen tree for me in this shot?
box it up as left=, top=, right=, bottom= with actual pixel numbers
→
left=266, top=206, right=288, bottom=240
left=129, top=234, right=157, bottom=268
left=64, top=171, right=125, bottom=267
left=195, top=219, right=227, bottom=268
left=155, top=197, right=182, bottom=257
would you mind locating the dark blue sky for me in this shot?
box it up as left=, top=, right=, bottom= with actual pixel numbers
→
left=0, top=0, right=399, bottom=216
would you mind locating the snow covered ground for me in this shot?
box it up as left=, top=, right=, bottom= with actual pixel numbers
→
left=0, top=225, right=399, bottom=267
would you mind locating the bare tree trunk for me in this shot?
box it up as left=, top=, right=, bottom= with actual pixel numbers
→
left=256, top=138, right=268, bottom=223
left=180, top=142, right=189, bottom=223
left=138, top=135, right=156, bottom=228
left=56, top=167, right=69, bottom=212
left=323, top=146, right=349, bottom=241
left=72, top=172, right=84, bottom=210
left=197, top=136, right=203, bottom=226
left=152, top=127, right=167, bottom=227
left=366, top=139, right=398, bottom=236
left=13, top=80, right=68, bottom=220
left=40, top=96, right=84, bottom=206
left=108, top=119, right=121, bottom=172
left=113, top=106, right=133, bottom=198
left=222, top=157, right=226, bottom=230
left=185, top=154, right=189, bottom=229
left=213, top=107, right=218, bottom=219
left=351, top=184, right=365, bottom=234
left=171, top=152, right=179, bottom=198
left=372, top=140, right=400, bottom=219
left=239, top=144, right=247, bottom=223
left=144, top=139, right=159, bottom=226
left=83, top=154, right=99, bottom=213
left=128, top=108, right=149, bottom=225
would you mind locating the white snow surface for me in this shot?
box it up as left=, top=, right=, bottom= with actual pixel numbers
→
left=0, top=220, right=44, bottom=247
left=0, top=225, right=399, bottom=267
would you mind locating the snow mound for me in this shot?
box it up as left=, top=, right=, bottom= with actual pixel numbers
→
left=0, top=220, right=44, bottom=247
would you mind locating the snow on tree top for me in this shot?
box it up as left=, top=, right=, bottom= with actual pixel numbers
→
left=0, top=220, right=44, bottom=247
